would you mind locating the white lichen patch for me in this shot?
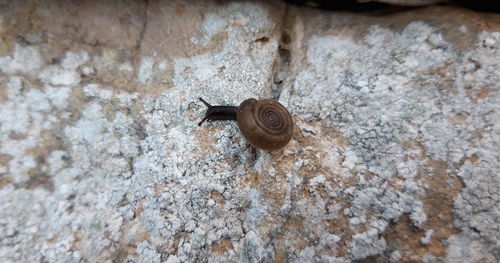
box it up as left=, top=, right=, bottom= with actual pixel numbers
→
left=137, top=57, right=155, bottom=85
left=38, top=51, right=89, bottom=86
left=447, top=31, right=500, bottom=262
left=2, top=2, right=281, bottom=262
left=0, top=75, right=71, bottom=184
left=0, top=44, right=43, bottom=75
left=198, top=2, right=271, bottom=44
left=287, top=21, right=500, bottom=262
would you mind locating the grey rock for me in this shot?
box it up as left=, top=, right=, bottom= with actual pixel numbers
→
left=0, top=1, right=498, bottom=262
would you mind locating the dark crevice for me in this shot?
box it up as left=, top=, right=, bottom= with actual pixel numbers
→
left=131, top=0, right=150, bottom=72
left=271, top=6, right=294, bottom=100
left=272, top=46, right=291, bottom=100
left=284, top=0, right=414, bottom=14
left=284, top=0, right=500, bottom=13
left=137, top=0, right=150, bottom=52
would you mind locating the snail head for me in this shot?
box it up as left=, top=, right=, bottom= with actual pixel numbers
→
left=198, top=98, right=238, bottom=126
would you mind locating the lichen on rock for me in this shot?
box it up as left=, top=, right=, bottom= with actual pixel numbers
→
left=0, top=1, right=499, bottom=262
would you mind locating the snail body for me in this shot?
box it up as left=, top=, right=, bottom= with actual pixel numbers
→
left=198, top=98, right=294, bottom=150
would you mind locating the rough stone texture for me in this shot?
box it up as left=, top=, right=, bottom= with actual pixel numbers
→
left=0, top=1, right=499, bottom=262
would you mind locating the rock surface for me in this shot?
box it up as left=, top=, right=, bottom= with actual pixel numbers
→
left=0, top=1, right=499, bottom=262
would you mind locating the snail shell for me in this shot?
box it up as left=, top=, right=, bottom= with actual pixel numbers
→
left=236, top=98, right=294, bottom=150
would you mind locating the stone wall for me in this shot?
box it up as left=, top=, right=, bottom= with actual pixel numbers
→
left=0, top=1, right=498, bottom=262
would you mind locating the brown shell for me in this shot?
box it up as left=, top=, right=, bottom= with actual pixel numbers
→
left=236, top=98, right=294, bottom=150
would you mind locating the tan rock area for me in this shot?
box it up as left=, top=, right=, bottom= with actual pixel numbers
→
left=0, top=0, right=498, bottom=262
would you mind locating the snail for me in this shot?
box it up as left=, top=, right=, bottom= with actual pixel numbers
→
left=198, top=98, right=294, bottom=150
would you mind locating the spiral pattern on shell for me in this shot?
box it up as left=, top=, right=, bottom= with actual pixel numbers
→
left=258, top=105, right=287, bottom=133
left=237, top=98, right=294, bottom=150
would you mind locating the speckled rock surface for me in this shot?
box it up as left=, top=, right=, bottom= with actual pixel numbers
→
left=0, top=1, right=499, bottom=262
